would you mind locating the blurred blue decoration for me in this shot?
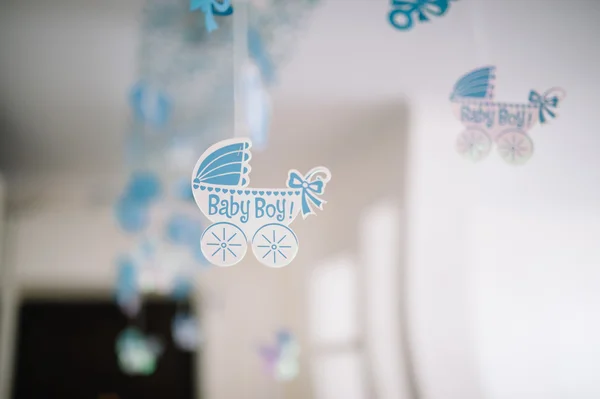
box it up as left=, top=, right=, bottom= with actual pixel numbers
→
left=259, top=329, right=301, bottom=382
left=130, top=81, right=172, bottom=128
left=248, top=28, right=275, bottom=85
left=125, top=171, right=162, bottom=205
left=389, top=0, right=457, bottom=31
left=116, top=327, right=163, bottom=376
left=190, top=0, right=233, bottom=32
left=165, top=213, right=207, bottom=266
left=166, top=213, right=203, bottom=246
left=529, top=88, right=564, bottom=124
left=174, top=177, right=195, bottom=202
left=172, top=312, right=201, bottom=351
left=171, top=277, right=194, bottom=300
left=115, top=196, right=150, bottom=233
left=450, top=66, right=495, bottom=100
left=115, top=256, right=141, bottom=317
left=193, top=244, right=208, bottom=263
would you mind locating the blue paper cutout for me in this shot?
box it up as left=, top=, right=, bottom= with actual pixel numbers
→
left=171, top=277, right=194, bottom=300
left=166, top=214, right=203, bottom=247
left=193, top=244, right=207, bottom=263
left=286, top=168, right=329, bottom=218
left=389, top=0, right=457, bottom=31
left=130, top=82, right=172, bottom=128
left=190, top=0, right=233, bottom=32
left=115, top=197, right=150, bottom=233
left=116, top=327, right=163, bottom=375
left=259, top=329, right=300, bottom=381
left=450, top=66, right=565, bottom=165
left=115, top=172, right=161, bottom=233
left=172, top=313, right=200, bottom=351
left=193, top=141, right=251, bottom=188
left=125, top=171, right=162, bottom=205
left=528, top=88, right=564, bottom=124
left=115, top=256, right=141, bottom=317
left=192, top=139, right=331, bottom=267
left=450, top=66, right=495, bottom=100
left=248, top=28, right=275, bottom=85
left=174, top=177, right=195, bottom=202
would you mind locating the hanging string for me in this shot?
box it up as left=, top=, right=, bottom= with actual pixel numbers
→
left=467, top=0, right=492, bottom=67
left=233, top=0, right=251, bottom=138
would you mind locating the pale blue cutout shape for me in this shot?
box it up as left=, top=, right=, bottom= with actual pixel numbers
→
left=389, top=0, right=457, bottom=31
left=115, top=256, right=140, bottom=317
left=116, top=327, right=163, bottom=376
left=259, top=329, right=300, bottom=381
left=528, top=88, right=565, bottom=125
left=244, top=64, right=271, bottom=151
left=190, top=0, right=233, bottom=33
left=193, top=244, right=208, bottom=264
left=125, top=171, right=162, bottom=205
left=172, top=277, right=194, bottom=300
left=173, top=177, right=195, bottom=202
left=115, top=197, right=150, bottom=233
left=165, top=214, right=203, bottom=247
left=130, top=81, right=172, bottom=128
left=172, top=312, right=200, bottom=351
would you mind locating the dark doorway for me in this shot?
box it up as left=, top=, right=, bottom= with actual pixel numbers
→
left=11, top=299, right=197, bottom=399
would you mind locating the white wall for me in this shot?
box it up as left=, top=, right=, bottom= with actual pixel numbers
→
left=281, top=1, right=600, bottom=398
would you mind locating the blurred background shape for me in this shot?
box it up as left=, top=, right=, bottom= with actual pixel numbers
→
left=0, top=0, right=600, bottom=399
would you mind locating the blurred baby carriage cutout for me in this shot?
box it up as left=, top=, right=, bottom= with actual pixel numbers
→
left=192, top=138, right=331, bottom=268
left=450, top=66, right=566, bottom=165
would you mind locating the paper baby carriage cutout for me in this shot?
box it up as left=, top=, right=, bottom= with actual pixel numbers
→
left=450, top=66, right=566, bottom=165
left=191, top=138, right=331, bottom=268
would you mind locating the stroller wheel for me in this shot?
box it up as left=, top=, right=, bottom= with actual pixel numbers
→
left=252, top=223, right=298, bottom=268
left=200, top=222, right=248, bottom=267
left=496, top=129, right=534, bottom=165
left=456, top=128, right=492, bottom=162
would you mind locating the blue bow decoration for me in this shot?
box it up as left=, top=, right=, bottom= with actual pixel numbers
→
left=528, top=88, right=564, bottom=124
left=286, top=168, right=330, bottom=219
left=190, top=0, right=233, bottom=33
left=389, top=0, right=455, bottom=31
left=129, top=82, right=172, bottom=128
left=248, top=28, right=275, bottom=85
